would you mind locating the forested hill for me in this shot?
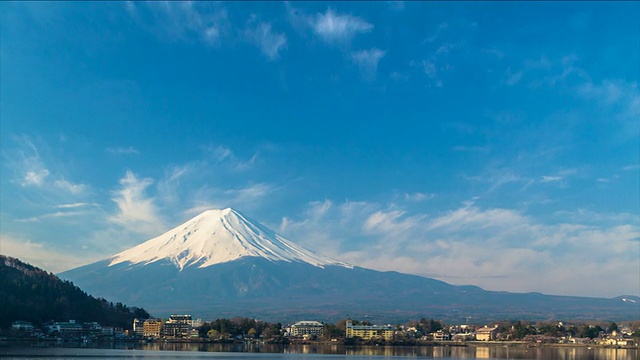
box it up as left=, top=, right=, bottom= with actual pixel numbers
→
left=0, top=255, right=150, bottom=329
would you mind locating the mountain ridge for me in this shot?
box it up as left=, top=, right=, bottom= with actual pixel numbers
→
left=59, top=208, right=640, bottom=323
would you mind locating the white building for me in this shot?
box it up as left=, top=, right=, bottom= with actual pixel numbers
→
left=290, top=321, right=324, bottom=337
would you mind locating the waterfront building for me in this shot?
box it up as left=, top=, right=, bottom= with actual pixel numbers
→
left=12, top=321, right=34, bottom=332
left=345, top=321, right=394, bottom=341
left=290, top=320, right=324, bottom=337
left=47, top=320, right=83, bottom=338
left=133, top=319, right=144, bottom=337
left=142, top=319, right=163, bottom=338
left=431, top=330, right=450, bottom=341
left=475, top=325, right=499, bottom=341
left=161, top=314, right=193, bottom=338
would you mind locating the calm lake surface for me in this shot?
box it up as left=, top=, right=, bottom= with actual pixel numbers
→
left=1, top=342, right=637, bottom=360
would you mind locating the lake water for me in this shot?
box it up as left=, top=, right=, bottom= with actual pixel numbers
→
left=0, top=342, right=637, bottom=360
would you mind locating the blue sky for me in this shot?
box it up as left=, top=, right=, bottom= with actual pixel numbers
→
left=1, top=2, right=638, bottom=298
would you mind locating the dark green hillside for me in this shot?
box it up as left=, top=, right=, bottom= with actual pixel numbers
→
left=0, top=255, right=150, bottom=329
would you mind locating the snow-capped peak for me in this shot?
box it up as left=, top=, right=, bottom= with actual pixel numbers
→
left=109, top=208, right=352, bottom=270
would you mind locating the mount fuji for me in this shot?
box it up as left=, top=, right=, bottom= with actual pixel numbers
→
left=60, top=208, right=639, bottom=323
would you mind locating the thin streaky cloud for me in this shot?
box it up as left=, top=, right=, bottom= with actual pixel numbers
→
left=55, top=203, right=98, bottom=209
left=452, top=145, right=490, bottom=153
left=541, top=176, right=563, bottom=183
left=126, top=2, right=228, bottom=45
left=107, top=146, right=139, bottom=155
left=404, top=192, right=435, bottom=202
left=54, top=179, right=86, bottom=195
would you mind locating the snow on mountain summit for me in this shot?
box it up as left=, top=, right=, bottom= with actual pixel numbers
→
left=109, top=208, right=352, bottom=270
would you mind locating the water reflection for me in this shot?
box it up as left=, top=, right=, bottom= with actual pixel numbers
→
left=2, top=342, right=637, bottom=360
left=136, top=343, right=637, bottom=360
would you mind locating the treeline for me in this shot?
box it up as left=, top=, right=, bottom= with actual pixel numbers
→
left=196, top=317, right=448, bottom=342
left=194, top=317, right=640, bottom=342
left=495, top=320, right=639, bottom=340
left=0, top=256, right=150, bottom=329
left=198, top=317, right=283, bottom=340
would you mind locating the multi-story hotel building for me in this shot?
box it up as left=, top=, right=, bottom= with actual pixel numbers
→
left=142, top=319, right=163, bottom=338
left=162, top=315, right=193, bottom=338
left=290, top=320, right=324, bottom=337
left=345, top=321, right=394, bottom=341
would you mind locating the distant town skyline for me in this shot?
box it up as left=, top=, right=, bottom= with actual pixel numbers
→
left=1, top=2, right=638, bottom=298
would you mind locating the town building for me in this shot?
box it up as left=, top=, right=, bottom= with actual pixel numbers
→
left=133, top=319, right=144, bottom=337
left=290, top=321, right=324, bottom=338
left=475, top=325, right=499, bottom=341
left=600, top=335, right=637, bottom=347
left=346, top=321, right=394, bottom=341
left=168, top=314, right=192, bottom=323
left=12, top=321, right=34, bottom=332
left=161, top=314, right=193, bottom=338
left=143, top=319, right=163, bottom=338
left=431, top=330, right=450, bottom=341
left=46, top=320, right=83, bottom=338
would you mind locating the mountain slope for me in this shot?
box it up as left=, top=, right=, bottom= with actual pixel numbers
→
left=0, top=256, right=150, bottom=329
left=109, top=208, right=350, bottom=270
left=59, top=209, right=640, bottom=323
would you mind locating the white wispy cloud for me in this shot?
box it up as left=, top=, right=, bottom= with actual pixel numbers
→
left=203, top=144, right=258, bottom=171
left=423, top=22, right=448, bottom=43
left=23, top=167, right=49, bottom=187
left=0, top=234, right=97, bottom=273
left=540, top=168, right=577, bottom=185
left=452, top=145, right=490, bottom=153
left=403, top=192, right=435, bottom=202
left=224, top=183, right=277, bottom=206
left=387, top=1, right=405, bottom=11
left=13, top=136, right=50, bottom=187
left=504, top=67, right=523, bottom=86
left=278, top=199, right=640, bottom=297
left=15, top=210, right=92, bottom=223
left=577, top=79, right=639, bottom=139
left=308, top=8, right=373, bottom=45
left=55, top=203, right=97, bottom=209
left=541, top=175, right=562, bottom=183
left=244, top=21, right=287, bottom=60
left=106, top=146, right=139, bottom=155
left=180, top=183, right=276, bottom=217
left=410, top=59, right=442, bottom=87
left=6, top=135, right=86, bottom=194
left=108, top=171, right=165, bottom=236
left=54, top=179, right=86, bottom=194
left=351, top=48, right=385, bottom=80
left=126, top=2, right=228, bottom=45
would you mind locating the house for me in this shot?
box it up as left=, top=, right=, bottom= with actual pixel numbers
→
left=431, top=330, right=450, bottom=341
left=346, top=321, right=394, bottom=341
left=600, top=336, right=636, bottom=346
left=475, top=325, right=499, bottom=341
